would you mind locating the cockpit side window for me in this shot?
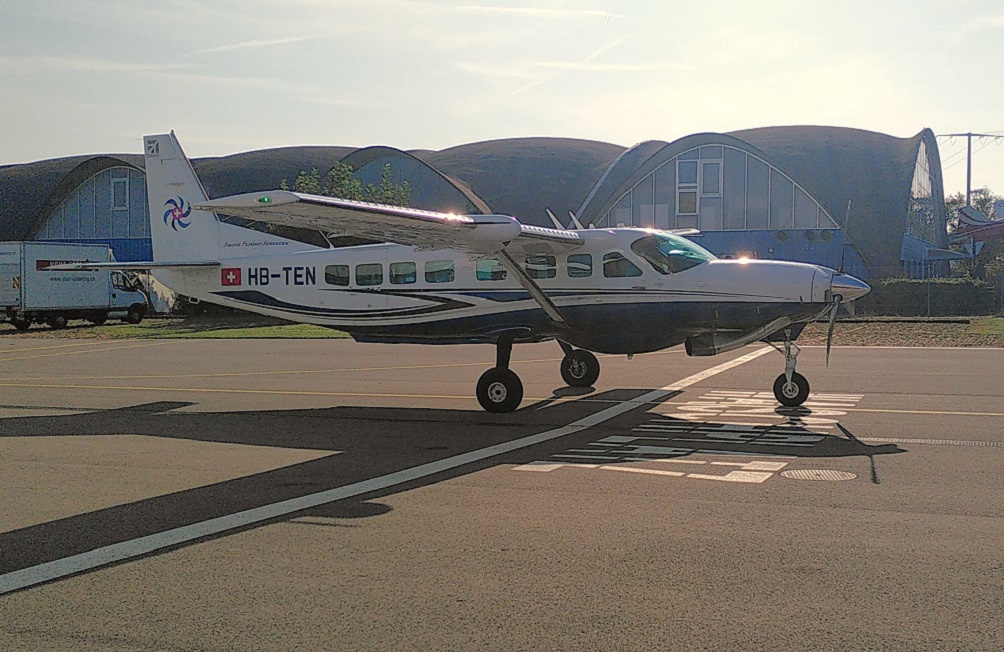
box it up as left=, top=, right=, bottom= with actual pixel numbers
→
left=602, top=252, right=642, bottom=278
left=630, top=233, right=715, bottom=275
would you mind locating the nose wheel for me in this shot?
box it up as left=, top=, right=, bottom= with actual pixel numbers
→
left=559, top=346, right=600, bottom=387
left=770, top=332, right=810, bottom=407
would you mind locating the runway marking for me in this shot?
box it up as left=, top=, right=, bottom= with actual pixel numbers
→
left=660, top=391, right=864, bottom=429
left=859, top=437, right=1004, bottom=448
left=0, top=340, right=180, bottom=363
left=1, top=348, right=685, bottom=382
left=0, top=346, right=770, bottom=595
left=517, top=457, right=787, bottom=484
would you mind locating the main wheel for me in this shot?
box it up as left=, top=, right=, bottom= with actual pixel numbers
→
left=476, top=367, right=524, bottom=413
left=773, top=372, right=810, bottom=407
left=560, top=349, right=600, bottom=387
left=47, top=315, right=67, bottom=330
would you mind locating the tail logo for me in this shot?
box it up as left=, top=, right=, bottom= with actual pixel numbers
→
left=163, top=197, right=192, bottom=231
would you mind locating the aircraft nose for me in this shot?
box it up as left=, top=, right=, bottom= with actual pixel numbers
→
left=831, top=273, right=871, bottom=302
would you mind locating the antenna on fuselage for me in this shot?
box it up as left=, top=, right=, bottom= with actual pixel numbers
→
left=546, top=208, right=565, bottom=230
left=568, top=211, right=585, bottom=230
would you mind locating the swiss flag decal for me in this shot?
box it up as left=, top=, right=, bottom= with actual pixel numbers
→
left=221, top=268, right=242, bottom=286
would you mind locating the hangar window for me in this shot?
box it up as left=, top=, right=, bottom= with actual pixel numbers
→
left=678, top=191, right=698, bottom=215
left=324, top=264, right=349, bottom=286
left=111, top=176, right=129, bottom=210
left=425, top=260, right=455, bottom=283
left=355, top=263, right=383, bottom=286
left=525, top=255, right=556, bottom=279
left=567, top=254, right=592, bottom=278
left=603, top=252, right=642, bottom=278
left=476, top=259, right=507, bottom=281
left=390, top=262, right=416, bottom=284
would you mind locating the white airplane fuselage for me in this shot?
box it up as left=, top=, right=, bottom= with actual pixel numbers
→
left=159, top=221, right=838, bottom=355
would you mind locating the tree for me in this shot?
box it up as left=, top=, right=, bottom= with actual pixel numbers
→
left=281, top=162, right=410, bottom=206
left=945, top=186, right=1004, bottom=282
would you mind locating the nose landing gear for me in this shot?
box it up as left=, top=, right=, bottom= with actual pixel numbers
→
left=770, top=332, right=810, bottom=407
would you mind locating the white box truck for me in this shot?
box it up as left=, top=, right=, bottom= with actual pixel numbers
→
left=0, top=242, right=149, bottom=330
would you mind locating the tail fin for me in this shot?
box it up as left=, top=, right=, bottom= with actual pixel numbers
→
left=143, top=132, right=221, bottom=263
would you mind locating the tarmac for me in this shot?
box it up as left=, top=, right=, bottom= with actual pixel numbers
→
left=0, top=338, right=1002, bottom=651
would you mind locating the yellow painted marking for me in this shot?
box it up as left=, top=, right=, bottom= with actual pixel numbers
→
left=5, top=348, right=686, bottom=382
left=0, top=380, right=683, bottom=406
left=0, top=341, right=134, bottom=355
left=0, top=340, right=181, bottom=363
left=845, top=407, right=1004, bottom=418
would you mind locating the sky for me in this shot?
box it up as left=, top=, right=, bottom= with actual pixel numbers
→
left=2, top=0, right=1003, bottom=200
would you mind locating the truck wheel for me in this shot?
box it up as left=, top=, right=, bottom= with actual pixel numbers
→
left=125, top=307, right=143, bottom=324
left=12, top=318, right=31, bottom=332
left=47, top=315, right=68, bottom=330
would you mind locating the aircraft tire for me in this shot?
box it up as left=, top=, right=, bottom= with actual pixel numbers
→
left=476, top=367, right=523, bottom=413
left=560, top=350, right=600, bottom=387
left=773, top=372, right=809, bottom=407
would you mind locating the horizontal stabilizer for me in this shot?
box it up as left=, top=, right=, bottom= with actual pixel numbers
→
left=45, top=261, right=220, bottom=271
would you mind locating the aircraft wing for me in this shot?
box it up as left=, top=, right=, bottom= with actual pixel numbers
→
left=196, top=191, right=584, bottom=256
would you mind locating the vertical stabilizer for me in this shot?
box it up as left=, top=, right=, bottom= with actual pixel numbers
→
left=143, top=132, right=221, bottom=263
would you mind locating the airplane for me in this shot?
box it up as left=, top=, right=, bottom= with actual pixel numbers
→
left=55, top=132, right=871, bottom=413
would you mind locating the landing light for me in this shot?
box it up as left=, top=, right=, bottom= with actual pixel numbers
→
left=737, top=256, right=751, bottom=263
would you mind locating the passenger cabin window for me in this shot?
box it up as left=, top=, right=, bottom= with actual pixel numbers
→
left=325, top=264, right=349, bottom=286
left=603, top=252, right=643, bottom=278
left=425, top=260, right=455, bottom=283
left=390, top=262, right=416, bottom=284
left=355, top=263, right=383, bottom=286
left=525, top=255, right=556, bottom=279
left=567, top=254, right=592, bottom=278
left=630, top=233, right=715, bottom=274
left=476, top=259, right=507, bottom=281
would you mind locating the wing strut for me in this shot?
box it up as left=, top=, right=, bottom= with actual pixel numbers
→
left=496, top=250, right=568, bottom=326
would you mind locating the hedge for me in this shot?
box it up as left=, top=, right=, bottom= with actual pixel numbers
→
left=855, top=277, right=996, bottom=316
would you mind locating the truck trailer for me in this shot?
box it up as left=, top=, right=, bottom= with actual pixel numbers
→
left=0, top=242, right=148, bottom=330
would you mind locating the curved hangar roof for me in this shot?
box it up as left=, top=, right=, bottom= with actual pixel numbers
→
left=2, top=128, right=943, bottom=279
left=576, top=126, right=945, bottom=278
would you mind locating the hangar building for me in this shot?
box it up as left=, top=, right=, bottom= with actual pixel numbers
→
left=0, top=126, right=948, bottom=281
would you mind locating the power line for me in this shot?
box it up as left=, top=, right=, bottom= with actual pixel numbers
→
left=935, top=132, right=1004, bottom=205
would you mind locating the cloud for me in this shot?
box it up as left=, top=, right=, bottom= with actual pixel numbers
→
left=450, top=5, right=620, bottom=19
left=198, top=36, right=320, bottom=54
left=0, top=55, right=183, bottom=73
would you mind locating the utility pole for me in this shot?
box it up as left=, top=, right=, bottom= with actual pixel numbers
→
left=938, top=132, right=1004, bottom=206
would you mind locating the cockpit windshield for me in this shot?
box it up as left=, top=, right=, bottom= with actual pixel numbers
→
left=630, top=233, right=716, bottom=274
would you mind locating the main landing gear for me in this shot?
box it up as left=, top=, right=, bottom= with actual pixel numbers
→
left=770, top=331, right=810, bottom=407
left=475, top=338, right=601, bottom=413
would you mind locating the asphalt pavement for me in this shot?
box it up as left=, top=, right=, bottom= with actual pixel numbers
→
left=0, top=338, right=1001, bottom=651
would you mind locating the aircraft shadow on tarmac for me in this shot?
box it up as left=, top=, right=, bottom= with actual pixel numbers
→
left=0, top=390, right=903, bottom=584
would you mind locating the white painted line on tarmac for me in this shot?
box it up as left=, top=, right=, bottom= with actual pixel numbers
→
left=0, top=346, right=771, bottom=595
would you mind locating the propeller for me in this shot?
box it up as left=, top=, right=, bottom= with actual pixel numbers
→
left=825, top=293, right=840, bottom=366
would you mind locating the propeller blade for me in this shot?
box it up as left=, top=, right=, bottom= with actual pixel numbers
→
left=825, top=295, right=840, bottom=366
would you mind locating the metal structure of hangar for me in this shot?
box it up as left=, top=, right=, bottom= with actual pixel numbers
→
left=1, top=126, right=949, bottom=281
left=574, top=127, right=950, bottom=281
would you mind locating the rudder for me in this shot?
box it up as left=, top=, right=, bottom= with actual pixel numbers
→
left=143, top=132, right=221, bottom=263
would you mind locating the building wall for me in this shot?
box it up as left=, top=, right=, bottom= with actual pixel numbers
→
left=592, top=143, right=839, bottom=234
left=35, top=166, right=151, bottom=262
